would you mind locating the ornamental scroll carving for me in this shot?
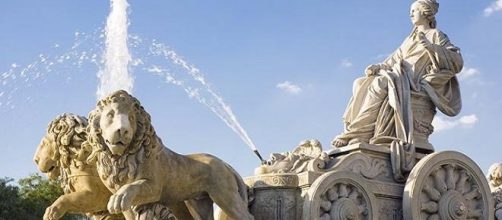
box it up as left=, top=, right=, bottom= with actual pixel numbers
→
left=350, top=157, right=389, bottom=179
left=325, top=152, right=390, bottom=180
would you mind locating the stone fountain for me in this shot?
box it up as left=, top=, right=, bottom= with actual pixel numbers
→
left=32, top=0, right=500, bottom=219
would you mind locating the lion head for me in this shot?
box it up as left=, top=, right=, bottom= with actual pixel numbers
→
left=34, top=114, right=89, bottom=182
left=86, top=90, right=158, bottom=190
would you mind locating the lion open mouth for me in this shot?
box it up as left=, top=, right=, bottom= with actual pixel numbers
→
left=43, top=165, right=59, bottom=180
left=41, top=165, right=56, bottom=174
left=105, top=139, right=127, bottom=147
left=106, top=139, right=128, bottom=155
left=47, top=165, right=55, bottom=173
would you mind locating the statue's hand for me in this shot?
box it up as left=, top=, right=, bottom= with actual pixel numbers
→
left=43, top=204, right=64, bottom=220
left=364, top=64, right=381, bottom=76
left=418, top=32, right=432, bottom=50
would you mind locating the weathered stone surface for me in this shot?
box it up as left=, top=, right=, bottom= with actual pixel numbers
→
left=303, top=171, right=377, bottom=220
left=249, top=187, right=299, bottom=220
left=34, top=1, right=496, bottom=220
left=85, top=90, right=253, bottom=220
left=34, top=114, right=125, bottom=220
left=247, top=143, right=494, bottom=220
left=255, top=139, right=330, bottom=175
left=403, top=151, right=494, bottom=220
left=332, top=0, right=463, bottom=181
left=244, top=171, right=323, bottom=220
left=488, top=163, right=502, bottom=220
left=34, top=114, right=177, bottom=220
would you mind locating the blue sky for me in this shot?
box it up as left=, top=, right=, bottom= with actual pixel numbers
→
left=0, top=0, right=501, bottom=180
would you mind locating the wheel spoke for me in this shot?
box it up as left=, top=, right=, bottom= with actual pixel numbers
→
left=427, top=214, right=440, bottom=220
left=327, top=187, right=338, bottom=202
left=466, top=208, right=483, bottom=218
left=463, top=186, right=480, bottom=200
left=455, top=170, right=469, bottom=193
left=445, top=164, right=457, bottom=190
left=421, top=201, right=438, bottom=213
left=432, top=169, right=447, bottom=194
left=424, top=181, right=441, bottom=201
left=348, top=188, right=359, bottom=201
left=339, top=183, right=348, bottom=198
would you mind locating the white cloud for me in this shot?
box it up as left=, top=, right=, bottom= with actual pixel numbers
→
left=459, top=115, right=478, bottom=125
left=432, top=114, right=479, bottom=132
left=432, top=117, right=457, bottom=131
left=484, top=0, right=502, bottom=16
left=276, top=81, right=302, bottom=95
left=458, top=67, right=481, bottom=81
left=341, top=58, right=353, bottom=67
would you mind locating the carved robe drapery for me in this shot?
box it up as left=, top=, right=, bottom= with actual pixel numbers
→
left=336, top=29, right=463, bottom=180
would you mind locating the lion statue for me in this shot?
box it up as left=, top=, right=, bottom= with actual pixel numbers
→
left=34, top=114, right=177, bottom=220
left=85, top=90, right=254, bottom=220
left=33, top=113, right=124, bottom=220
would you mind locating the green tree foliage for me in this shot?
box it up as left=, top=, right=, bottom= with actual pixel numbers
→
left=0, top=174, right=87, bottom=220
left=18, top=173, right=65, bottom=219
left=0, top=177, right=24, bottom=220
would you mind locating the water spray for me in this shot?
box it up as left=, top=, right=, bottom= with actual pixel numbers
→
left=97, top=0, right=134, bottom=99
left=98, top=0, right=264, bottom=163
left=147, top=44, right=265, bottom=164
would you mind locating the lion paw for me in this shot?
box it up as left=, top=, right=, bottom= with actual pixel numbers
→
left=108, top=188, right=135, bottom=214
left=44, top=205, right=64, bottom=220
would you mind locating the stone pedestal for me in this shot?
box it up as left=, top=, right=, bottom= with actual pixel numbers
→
left=245, top=172, right=321, bottom=220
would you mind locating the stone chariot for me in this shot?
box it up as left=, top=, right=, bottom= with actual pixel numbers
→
left=246, top=0, right=494, bottom=213
left=243, top=0, right=494, bottom=219
left=247, top=141, right=494, bottom=220
left=34, top=0, right=497, bottom=219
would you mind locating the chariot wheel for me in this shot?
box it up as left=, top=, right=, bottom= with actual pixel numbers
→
left=403, top=151, right=494, bottom=220
left=303, top=171, right=376, bottom=220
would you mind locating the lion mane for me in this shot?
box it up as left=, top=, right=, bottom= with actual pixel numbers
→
left=86, top=90, right=160, bottom=190
left=84, top=90, right=253, bottom=220
left=46, top=113, right=89, bottom=193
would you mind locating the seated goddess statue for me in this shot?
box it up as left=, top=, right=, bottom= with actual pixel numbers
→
left=331, top=0, right=463, bottom=181
left=332, top=0, right=463, bottom=153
